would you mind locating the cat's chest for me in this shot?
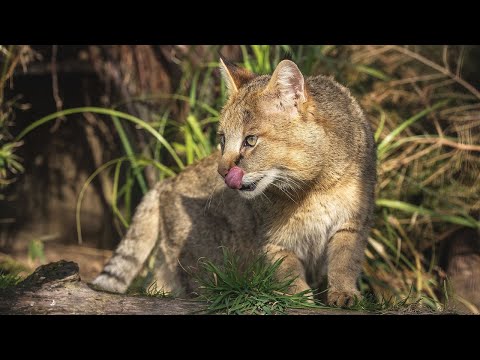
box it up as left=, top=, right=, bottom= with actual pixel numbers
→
left=266, top=194, right=352, bottom=260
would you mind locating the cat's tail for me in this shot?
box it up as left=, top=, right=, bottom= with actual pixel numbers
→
left=91, top=184, right=161, bottom=293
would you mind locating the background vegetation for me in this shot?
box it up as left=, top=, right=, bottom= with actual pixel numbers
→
left=1, top=45, right=479, bottom=313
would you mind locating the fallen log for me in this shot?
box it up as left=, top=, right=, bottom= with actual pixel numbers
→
left=0, top=260, right=363, bottom=315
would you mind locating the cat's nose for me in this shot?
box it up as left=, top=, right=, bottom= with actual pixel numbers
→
left=218, top=152, right=240, bottom=177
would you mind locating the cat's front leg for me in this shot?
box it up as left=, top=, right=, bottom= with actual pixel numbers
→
left=326, top=225, right=368, bottom=307
left=264, top=243, right=313, bottom=299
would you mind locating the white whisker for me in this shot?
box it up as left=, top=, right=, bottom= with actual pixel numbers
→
left=271, top=174, right=304, bottom=196
left=271, top=182, right=298, bottom=204
left=259, top=188, right=272, bottom=204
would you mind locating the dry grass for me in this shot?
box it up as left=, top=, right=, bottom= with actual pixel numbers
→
left=343, top=45, right=479, bottom=307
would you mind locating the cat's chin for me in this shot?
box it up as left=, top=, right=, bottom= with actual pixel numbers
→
left=237, top=187, right=263, bottom=199
left=237, top=174, right=274, bottom=200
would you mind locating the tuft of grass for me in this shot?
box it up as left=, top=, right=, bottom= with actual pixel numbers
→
left=348, top=289, right=444, bottom=314
left=194, top=248, right=440, bottom=315
left=142, top=280, right=170, bottom=298
left=0, top=272, right=22, bottom=289
left=0, top=141, right=24, bottom=186
left=194, top=248, right=324, bottom=315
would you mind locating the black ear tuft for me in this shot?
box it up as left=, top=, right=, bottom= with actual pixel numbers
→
left=219, top=54, right=257, bottom=96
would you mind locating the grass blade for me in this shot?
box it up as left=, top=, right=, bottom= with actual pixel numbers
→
left=377, top=100, right=449, bottom=156
left=111, top=115, right=148, bottom=194
left=376, top=198, right=479, bottom=228
left=16, top=107, right=185, bottom=170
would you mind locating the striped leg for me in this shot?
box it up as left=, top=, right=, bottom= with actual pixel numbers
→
left=326, top=225, right=367, bottom=307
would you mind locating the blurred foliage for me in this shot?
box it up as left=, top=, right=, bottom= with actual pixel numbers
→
left=0, top=45, right=32, bottom=190
left=27, top=239, right=46, bottom=264
left=0, top=271, right=22, bottom=289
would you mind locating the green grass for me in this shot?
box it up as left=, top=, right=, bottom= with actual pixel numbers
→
left=0, top=272, right=22, bottom=289
left=0, top=141, right=24, bottom=186
left=376, top=100, right=450, bottom=159
left=74, top=155, right=175, bottom=243
left=193, top=248, right=445, bottom=314
left=15, top=107, right=186, bottom=170
left=141, top=280, right=170, bottom=298
left=349, top=296, right=435, bottom=313
left=194, top=248, right=325, bottom=315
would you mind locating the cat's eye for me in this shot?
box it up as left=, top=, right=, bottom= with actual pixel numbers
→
left=244, top=135, right=257, bottom=147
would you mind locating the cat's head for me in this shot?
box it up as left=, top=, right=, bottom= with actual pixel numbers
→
left=217, top=57, right=326, bottom=200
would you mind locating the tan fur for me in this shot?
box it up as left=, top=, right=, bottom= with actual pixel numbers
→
left=92, top=59, right=376, bottom=306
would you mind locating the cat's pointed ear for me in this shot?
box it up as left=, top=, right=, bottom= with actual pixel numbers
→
left=266, top=60, right=307, bottom=108
left=219, top=55, right=256, bottom=96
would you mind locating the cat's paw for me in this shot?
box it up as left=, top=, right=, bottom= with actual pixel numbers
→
left=327, top=289, right=361, bottom=308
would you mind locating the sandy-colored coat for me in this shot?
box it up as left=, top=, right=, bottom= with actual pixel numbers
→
left=92, top=59, right=376, bottom=306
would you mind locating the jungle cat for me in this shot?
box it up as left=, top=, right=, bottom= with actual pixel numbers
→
left=92, top=57, right=377, bottom=307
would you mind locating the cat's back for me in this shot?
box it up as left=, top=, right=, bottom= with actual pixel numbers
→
left=306, top=75, right=367, bottom=125
left=306, top=74, right=376, bottom=172
left=157, top=152, right=261, bottom=245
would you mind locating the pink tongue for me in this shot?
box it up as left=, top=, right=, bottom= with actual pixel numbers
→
left=225, top=166, right=245, bottom=189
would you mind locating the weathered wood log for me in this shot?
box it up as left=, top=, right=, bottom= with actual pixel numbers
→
left=0, top=261, right=363, bottom=315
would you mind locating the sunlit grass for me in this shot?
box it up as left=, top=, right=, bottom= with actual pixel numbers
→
left=194, top=248, right=322, bottom=315
left=142, top=280, right=170, bottom=298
